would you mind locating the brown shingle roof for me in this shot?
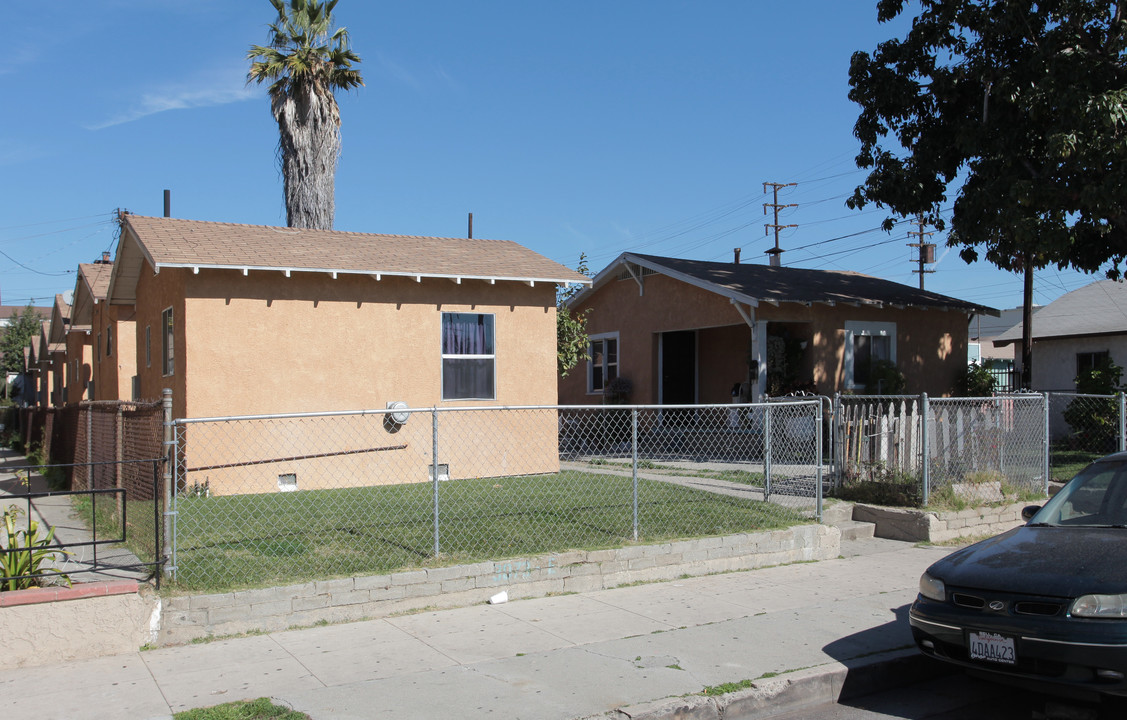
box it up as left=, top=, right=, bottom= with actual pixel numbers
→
left=122, top=215, right=587, bottom=284
left=79, top=263, right=113, bottom=299
left=576, top=253, right=997, bottom=315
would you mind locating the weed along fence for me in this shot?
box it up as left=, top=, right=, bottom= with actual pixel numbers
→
left=835, top=394, right=1052, bottom=506
left=166, top=401, right=824, bottom=590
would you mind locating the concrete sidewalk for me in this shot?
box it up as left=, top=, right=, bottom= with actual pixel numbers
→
left=0, top=537, right=951, bottom=720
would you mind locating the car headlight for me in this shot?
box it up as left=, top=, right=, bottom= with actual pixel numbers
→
left=1071, top=594, right=1127, bottom=618
left=919, top=572, right=945, bottom=602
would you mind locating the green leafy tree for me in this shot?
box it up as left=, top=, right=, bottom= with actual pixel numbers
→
left=0, top=303, right=43, bottom=376
left=848, top=1, right=1127, bottom=279
left=557, top=254, right=592, bottom=377
left=248, top=0, right=363, bottom=230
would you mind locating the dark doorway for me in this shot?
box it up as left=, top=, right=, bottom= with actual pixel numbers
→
left=661, top=330, right=696, bottom=404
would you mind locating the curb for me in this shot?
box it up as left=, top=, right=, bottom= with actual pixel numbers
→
left=581, top=648, right=956, bottom=720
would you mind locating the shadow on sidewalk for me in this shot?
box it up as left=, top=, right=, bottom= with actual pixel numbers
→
left=822, top=604, right=957, bottom=701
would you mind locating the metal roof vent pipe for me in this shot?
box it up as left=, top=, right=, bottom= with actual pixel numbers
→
left=734, top=248, right=741, bottom=264
left=164, top=189, right=171, bottom=218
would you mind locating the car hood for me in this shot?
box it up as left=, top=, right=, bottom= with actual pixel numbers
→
left=930, top=526, right=1127, bottom=598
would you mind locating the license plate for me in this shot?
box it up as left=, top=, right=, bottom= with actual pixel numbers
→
left=968, top=631, right=1016, bottom=665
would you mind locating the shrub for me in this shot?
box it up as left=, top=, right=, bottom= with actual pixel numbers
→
left=1063, top=360, right=1123, bottom=453
left=958, top=362, right=996, bottom=397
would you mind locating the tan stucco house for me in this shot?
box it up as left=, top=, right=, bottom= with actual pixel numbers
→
left=559, top=253, right=996, bottom=405
left=65, top=261, right=115, bottom=404
left=104, top=214, right=589, bottom=494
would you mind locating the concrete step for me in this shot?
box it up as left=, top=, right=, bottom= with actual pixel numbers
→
left=835, top=519, right=877, bottom=541
left=821, top=501, right=856, bottom=525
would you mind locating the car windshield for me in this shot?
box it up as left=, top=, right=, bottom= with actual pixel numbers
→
left=1032, top=458, right=1127, bottom=527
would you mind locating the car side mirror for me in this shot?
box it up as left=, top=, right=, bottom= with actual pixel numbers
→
left=1022, top=505, right=1042, bottom=522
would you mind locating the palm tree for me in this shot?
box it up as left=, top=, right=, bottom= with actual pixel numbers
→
left=247, top=0, right=363, bottom=230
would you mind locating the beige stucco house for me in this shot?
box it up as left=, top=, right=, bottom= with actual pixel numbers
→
left=104, top=214, right=589, bottom=495
left=559, top=253, right=995, bottom=406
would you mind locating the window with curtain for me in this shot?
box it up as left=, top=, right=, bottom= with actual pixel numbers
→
left=442, top=313, right=495, bottom=400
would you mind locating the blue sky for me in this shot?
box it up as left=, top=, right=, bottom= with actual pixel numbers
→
left=0, top=0, right=1104, bottom=312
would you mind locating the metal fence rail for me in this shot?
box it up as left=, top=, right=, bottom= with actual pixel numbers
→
left=1, top=459, right=166, bottom=588
left=168, top=401, right=823, bottom=589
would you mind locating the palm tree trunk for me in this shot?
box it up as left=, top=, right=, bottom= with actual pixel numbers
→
left=272, top=83, right=341, bottom=230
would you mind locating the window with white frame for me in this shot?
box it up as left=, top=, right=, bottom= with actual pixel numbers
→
left=587, top=333, right=619, bottom=393
left=161, top=307, right=174, bottom=376
left=844, top=321, right=896, bottom=391
left=441, top=312, right=495, bottom=400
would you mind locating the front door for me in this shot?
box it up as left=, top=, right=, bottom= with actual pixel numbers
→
left=661, top=330, right=696, bottom=405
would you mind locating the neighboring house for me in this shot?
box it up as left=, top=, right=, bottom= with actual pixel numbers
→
left=35, top=321, right=56, bottom=408
left=0, top=304, right=50, bottom=328
left=968, top=307, right=1035, bottom=365
left=84, top=256, right=137, bottom=403
left=47, top=293, right=72, bottom=408
left=1, top=305, right=50, bottom=400
left=994, top=279, right=1127, bottom=392
left=104, top=214, right=589, bottom=494
left=558, top=253, right=996, bottom=405
left=968, top=305, right=1042, bottom=391
left=65, top=262, right=112, bottom=404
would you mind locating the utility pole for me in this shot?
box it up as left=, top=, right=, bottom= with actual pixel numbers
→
left=906, top=214, right=936, bottom=290
left=763, top=182, right=797, bottom=267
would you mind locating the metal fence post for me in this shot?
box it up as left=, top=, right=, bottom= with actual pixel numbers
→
left=1043, top=392, right=1051, bottom=496
left=815, top=401, right=823, bottom=522
left=631, top=408, right=639, bottom=542
left=1119, top=393, right=1126, bottom=454
left=86, top=408, right=93, bottom=491
left=832, top=393, right=842, bottom=491
left=764, top=402, right=772, bottom=501
left=920, top=393, right=930, bottom=507
left=432, top=408, right=440, bottom=557
left=161, top=388, right=174, bottom=578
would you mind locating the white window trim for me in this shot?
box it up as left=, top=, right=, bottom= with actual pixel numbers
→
left=587, top=332, right=620, bottom=395
left=161, top=307, right=174, bottom=377
left=440, top=312, right=496, bottom=401
left=844, top=321, right=896, bottom=391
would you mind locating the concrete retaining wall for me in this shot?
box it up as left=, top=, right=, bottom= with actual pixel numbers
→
left=853, top=502, right=1029, bottom=543
left=0, top=580, right=159, bottom=670
left=159, top=524, right=840, bottom=646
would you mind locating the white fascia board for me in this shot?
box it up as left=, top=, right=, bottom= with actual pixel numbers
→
left=153, top=263, right=587, bottom=287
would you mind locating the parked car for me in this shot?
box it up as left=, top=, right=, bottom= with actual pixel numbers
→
left=909, top=451, right=1127, bottom=698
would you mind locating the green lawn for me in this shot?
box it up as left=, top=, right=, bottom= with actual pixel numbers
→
left=1050, top=447, right=1103, bottom=483
left=169, top=469, right=807, bottom=592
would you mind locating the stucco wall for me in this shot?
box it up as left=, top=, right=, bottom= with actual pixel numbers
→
left=65, top=331, right=92, bottom=404
left=559, top=272, right=969, bottom=404
left=133, top=266, right=562, bottom=494
left=91, top=302, right=138, bottom=401
left=1032, top=335, right=1127, bottom=392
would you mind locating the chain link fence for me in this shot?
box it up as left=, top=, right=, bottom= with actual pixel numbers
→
left=835, top=394, right=1049, bottom=507
left=1048, top=392, right=1126, bottom=484
left=168, top=401, right=823, bottom=590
